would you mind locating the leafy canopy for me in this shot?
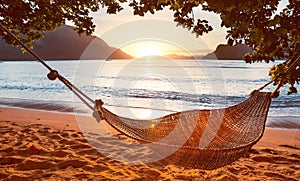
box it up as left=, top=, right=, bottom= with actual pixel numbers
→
left=0, top=0, right=299, bottom=95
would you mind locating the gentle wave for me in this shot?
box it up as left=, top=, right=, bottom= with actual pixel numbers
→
left=0, top=84, right=68, bottom=92
left=0, top=97, right=79, bottom=113
left=1, top=83, right=299, bottom=111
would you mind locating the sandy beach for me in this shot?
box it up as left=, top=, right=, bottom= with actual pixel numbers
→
left=0, top=106, right=299, bottom=180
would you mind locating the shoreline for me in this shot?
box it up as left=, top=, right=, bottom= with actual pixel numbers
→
left=1, top=106, right=299, bottom=142
left=0, top=106, right=299, bottom=180
left=1, top=99, right=299, bottom=130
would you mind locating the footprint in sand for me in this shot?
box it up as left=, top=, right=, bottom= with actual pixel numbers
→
left=0, top=156, right=24, bottom=165
left=15, top=159, right=56, bottom=171
left=37, top=127, right=52, bottom=134
left=51, top=150, right=73, bottom=157
left=57, top=159, right=88, bottom=169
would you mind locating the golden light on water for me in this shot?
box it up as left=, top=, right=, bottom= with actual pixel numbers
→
left=128, top=74, right=179, bottom=119
left=130, top=109, right=153, bottom=119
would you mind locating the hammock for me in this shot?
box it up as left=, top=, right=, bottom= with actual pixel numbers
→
left=93, top=91, right=271, bottom=169
left=0, top=23, right=298, bottom=170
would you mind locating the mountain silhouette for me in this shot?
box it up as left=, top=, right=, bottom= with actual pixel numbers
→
left=0, top=25, right=132, bottom=60
left=214, top=44, right=253, bottom=60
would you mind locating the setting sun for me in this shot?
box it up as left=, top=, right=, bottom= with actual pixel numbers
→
left=121, top=40, right=188, bottom=58
left=135, top=42, right=162, bottom=57
left=123, top=40, right=164, bottom=58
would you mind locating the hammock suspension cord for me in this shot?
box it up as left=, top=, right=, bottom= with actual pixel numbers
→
left=252, top=55, right=300, bottom=97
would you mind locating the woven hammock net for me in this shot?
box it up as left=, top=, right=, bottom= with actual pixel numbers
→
left=94, top=91, right=272, bottom=170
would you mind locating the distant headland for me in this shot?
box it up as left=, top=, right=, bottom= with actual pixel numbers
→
left=0, top=25, right=132, bottom=60
left=163, top=44, right=253, bottom=60
left=201, top=44, right=253, bottom=60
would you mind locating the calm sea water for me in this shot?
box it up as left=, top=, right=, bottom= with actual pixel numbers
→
left=0, top=59, right=299, bottom=129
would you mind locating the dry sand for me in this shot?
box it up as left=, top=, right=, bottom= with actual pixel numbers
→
left=0, top=107, right=299, bottom=180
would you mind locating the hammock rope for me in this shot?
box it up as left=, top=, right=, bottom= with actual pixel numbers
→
left=252, top=55, right=300, bottom=97
left=0, top=23, right=298, bottom=169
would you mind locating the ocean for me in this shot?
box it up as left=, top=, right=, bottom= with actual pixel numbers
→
left=0, top=59, right=299, bottom=129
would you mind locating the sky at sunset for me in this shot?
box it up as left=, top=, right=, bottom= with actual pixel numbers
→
left=89, top=6, right=227, bottom=57
left=85, top=0, right=288, bottom=57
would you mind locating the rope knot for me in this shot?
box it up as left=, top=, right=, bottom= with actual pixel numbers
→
left=271, top=90, right=280, bottom=98
left=47, top=70, right=59, bottom=80
left=249, top=89, right=259, bottom=96
left=93, top=99, right=105, bottom=122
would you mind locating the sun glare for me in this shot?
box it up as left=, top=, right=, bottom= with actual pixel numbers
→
left=135, top=42, right=162, bottom=57
left=121, top=40, right=191, bottom=58
left=134, top=41, right=163, bottom=57
left=122, top=41, right=167, bottom=58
